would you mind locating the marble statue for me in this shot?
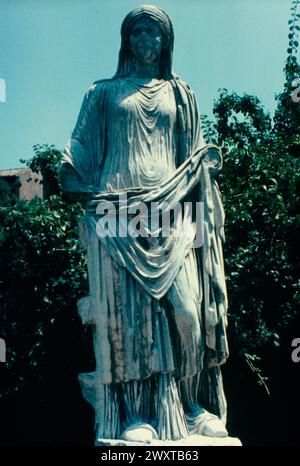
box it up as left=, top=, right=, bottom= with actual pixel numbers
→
left=59, top=4, right=230, bottom=445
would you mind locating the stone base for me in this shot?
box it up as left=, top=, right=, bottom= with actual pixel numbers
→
left=97, top=435, right=242, bottom=447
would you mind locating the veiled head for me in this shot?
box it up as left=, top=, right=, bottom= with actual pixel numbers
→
left=115, top=4, right=174, bottom=79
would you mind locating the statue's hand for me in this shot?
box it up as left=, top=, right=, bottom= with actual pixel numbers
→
left=59, top=163, right=95, bottom=193
left=202, top=146, right=223, bottom=175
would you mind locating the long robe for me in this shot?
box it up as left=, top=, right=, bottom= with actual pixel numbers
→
left=60, top=76, right=229, bottom=439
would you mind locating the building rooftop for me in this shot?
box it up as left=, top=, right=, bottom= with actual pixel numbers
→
left=0, top=168, right=32, bottom=177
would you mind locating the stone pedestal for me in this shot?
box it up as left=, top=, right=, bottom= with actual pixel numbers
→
left=97, top=435, right=242, bottom=447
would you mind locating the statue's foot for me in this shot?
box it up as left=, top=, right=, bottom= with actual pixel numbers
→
left=200, top=417, right=228, bottom=438
left=186, top=406, right=228, bottom=438
left=121, top=423, right=158, bottom=443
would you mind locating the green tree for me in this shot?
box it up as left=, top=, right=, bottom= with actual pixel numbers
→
left=20, top=144, right=62, bottom=199
left=0, top=146, right=89, bottom=397
left=201, top=0, right=300, bottom=391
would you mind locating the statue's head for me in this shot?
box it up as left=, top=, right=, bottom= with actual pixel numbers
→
left=115, top=4, right=174, bottom=79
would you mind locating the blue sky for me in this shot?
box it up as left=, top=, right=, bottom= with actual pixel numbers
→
left=0, top=0, right=296, bottom=169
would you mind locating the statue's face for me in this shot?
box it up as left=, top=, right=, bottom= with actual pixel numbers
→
left=129, top=17, right=163, bottom=65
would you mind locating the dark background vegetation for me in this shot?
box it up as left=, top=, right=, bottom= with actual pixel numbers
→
left=0, top=0, right=299, bottom=446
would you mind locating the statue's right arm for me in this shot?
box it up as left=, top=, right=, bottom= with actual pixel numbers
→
left=58, top=162, right=95, bottom=193
left=58, top=82, right=105, bottom=194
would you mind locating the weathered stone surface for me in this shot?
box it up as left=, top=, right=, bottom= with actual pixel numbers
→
left=97, top=435, right=242, bottom=447
left=60, top=4, right=237, bottom=446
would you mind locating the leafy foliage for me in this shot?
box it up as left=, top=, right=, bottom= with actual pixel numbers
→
left=201, top=0, right=300, bottom=390
left=0, top=149, right=89, bottom=397
left=20, top=144, right=62, bottom=198
left=0, top=177, right=21, bottom=203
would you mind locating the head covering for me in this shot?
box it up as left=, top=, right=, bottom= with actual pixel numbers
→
left=115, top=4, right=174, bottom=79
